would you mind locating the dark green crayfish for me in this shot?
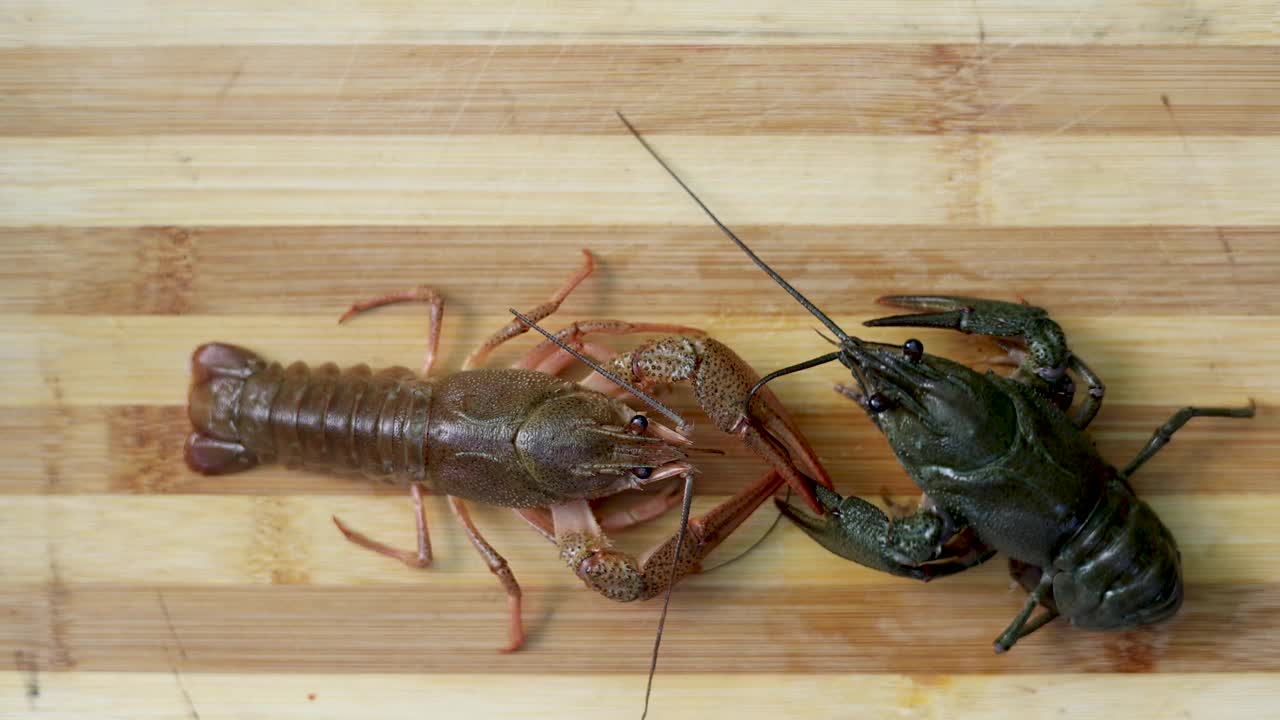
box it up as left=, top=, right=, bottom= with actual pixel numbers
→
left=758, top=291, right=1253, bottom=652
left=617, top=112, right=1256, bottom=652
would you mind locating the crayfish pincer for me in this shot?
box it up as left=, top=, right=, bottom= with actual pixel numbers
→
left=184, top=249, right=831, bottom=653
left=616, top=111, right=1256, bottom=653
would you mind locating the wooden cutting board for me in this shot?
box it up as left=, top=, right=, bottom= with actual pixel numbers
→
left=3, top=2, right=1277, bottom=718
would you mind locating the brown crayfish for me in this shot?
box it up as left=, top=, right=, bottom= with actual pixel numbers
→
left=184, top=249, right=830, bottom=652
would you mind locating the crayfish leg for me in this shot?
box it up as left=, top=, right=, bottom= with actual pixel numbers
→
left=635, top=470, right=788, bottom=598
left=994, top=571, right=1060, bottom=654
left=449, top=497, right=524, bottom=654
left=463, top=249, right=595, bottom=370
left=550, top=470, right=787, bottom=603
left=330, top=483, right=433, bottom=569
left=336, top=287, right=444, bottom=376
left=1121, top=402, right=1256, bottom=479
left=594, top=483, right=685, bottom=533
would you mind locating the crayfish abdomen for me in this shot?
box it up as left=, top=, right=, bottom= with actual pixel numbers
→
left=1035, top=475, right=1184, bottom=631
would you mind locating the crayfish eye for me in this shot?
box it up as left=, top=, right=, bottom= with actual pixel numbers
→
left=867, top=392, right=895, bottom=414
left=628, top=414, right=648, bottom=434
left=903, top=338, right=924, bottom=363
left=631, top=466, right=654, bottom=479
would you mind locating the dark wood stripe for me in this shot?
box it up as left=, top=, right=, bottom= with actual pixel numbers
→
left=1, top=225, right=1275, bottom=315
left=2, top=582, right=1276, bottom=673
left=1, top=45, right=1277, bottom=136
left=3, top=405, right=1270, bottom=497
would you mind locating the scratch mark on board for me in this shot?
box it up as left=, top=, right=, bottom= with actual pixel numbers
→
left=216, top=60, right=246, bottom=105
left=444, top=1, right=522, bottom=138
left=315, top=41, right=361, bottom=133
left=169, top=653, right=202, bottom=720
left=156, top=591, right=189, bottom=660
left=1161, top=93, right=1193, bottom=156
left=1162, top=94, right=1241, bottom=286
left=1215, top=228, right=1237, bottom=267
left=16, top=651, right=39, bottom=708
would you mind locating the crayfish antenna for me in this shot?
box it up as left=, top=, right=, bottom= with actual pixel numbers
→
left=615, top=110, right=851, bottom=344
left=641, top=471, right=695, bottom=720
left=508, top=308, right=688, bottom=430
left=813, top=327, right=842, bottom=346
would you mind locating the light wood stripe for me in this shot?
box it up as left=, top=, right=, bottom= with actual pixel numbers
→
left=1, top=315, right=1268, bottom=407
left=3, top=672, right=1279, bottom=718
left=4, top=135, right=1278, bottom=226
left=2, top=494, right=1273, bottom=587
left=2, top=1, right=1275, bottom=47
left=3, top=45, right=1277, bottom=136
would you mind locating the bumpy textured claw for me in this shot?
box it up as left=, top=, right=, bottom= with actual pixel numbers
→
left=594, top=334, right=834, bottom=514
left=556, top=470, right=790, bottom=602
left=868, top=295, right=1067, bottom=369
left=777, top=485, right=995, bottom=582
left=866, top=295, right=1097, bottom=421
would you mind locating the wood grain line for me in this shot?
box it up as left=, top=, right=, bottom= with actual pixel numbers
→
left=2, top=45, right=1278, bottom=136
left=4, top=135, right=1278, bottom=226
left=1, top=583, right=1276, bottom=673
left=4, top=672, right=1279, bottom=719
left=4, top=494, right=1273, bottom=586
left=2, top=1, right=1275, bottom=47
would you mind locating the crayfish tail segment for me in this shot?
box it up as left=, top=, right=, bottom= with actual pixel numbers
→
left=191, top=341, right=264, bottom=386
left=184, top=433, right=259, bottom=475
left=186, top=342, right=267, bottom=474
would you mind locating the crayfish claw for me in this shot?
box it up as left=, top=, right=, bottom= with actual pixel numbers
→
left=865, top=295, right=1088, bottom=416
left=867, top=295, right=1052, bottom=340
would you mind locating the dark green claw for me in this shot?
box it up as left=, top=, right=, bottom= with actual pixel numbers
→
left=776, top=485, right=994, bottom=583
left=868, top=295, right=1052, bottom=337
left=864, top=294, right=1107, bottom=427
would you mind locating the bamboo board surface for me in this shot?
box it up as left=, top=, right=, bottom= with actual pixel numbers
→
left=2, top=3, right=1279, bottom=718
